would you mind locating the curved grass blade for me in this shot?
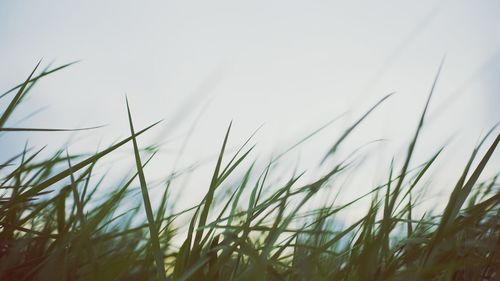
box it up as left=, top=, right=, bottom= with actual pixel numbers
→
left=322, top=92, right=394, bottom=163
left=0, top=61, right=79, bottom=99
left=0, top=125, right=104, bottom=132
left=0, top=61, right=41, bottom=128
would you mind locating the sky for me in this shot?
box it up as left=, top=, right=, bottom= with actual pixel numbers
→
left=0, top=0, right=499, bottom=214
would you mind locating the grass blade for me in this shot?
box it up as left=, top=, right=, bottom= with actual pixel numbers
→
left=125, top=97, right=167, bottom=281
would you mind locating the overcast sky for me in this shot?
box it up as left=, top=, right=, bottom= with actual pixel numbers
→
left=1, top=0, right=499, bottom=211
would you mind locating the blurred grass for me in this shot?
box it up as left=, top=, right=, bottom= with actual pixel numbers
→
left=0, top=63, right=498, bottom=281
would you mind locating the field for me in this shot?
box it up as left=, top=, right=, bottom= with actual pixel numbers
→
left=0, top=62, right=498, bottom=281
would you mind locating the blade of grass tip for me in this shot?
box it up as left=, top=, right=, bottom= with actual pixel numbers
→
left=409, top=147, right=443, bottom=191
left=193, top=129, right=240, bottom=280
left=456, top=124, right=498, bottom=190
left=425, top=132, right=500, bottom=264
left=216, top=145, right=255, bottom=187
left=1, top=145, right=46, bottom=187
left=0, top=61, right=79, bottom=99
left=321, top=92, right=394, bottom=164
left=194, top=121, right=232, bottom=248
left=0, top=125, right=104, bottom=132
left=169, top=99, right=218, bottom=174
left=254, top=163, right=271, bottom=208
left=425, top=128, right=497, bottom=231
left=386, top=57, right=445, bottom=224
left=125, top=96, right=167, bottom=281
left=0, top=148, right=36, bottom=175
left=217, top=123, right=261, bottom=180
left=0, top=60, right=41, bottom=128
left=16, top=62, right=54, bottom=101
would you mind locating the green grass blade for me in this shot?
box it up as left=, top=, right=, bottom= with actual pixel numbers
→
left=322, top=92, right=394, bottom=163
left=0, top=61, right=41, bottom=128
left=0, top=61, right=79, bottom=99
left=8, top=119, right=160, bottom=206
left=0, top=125, right=103, bottom=132
left=125, top=97, right=167, bottom=281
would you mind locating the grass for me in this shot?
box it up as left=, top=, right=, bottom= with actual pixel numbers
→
left=0, top=62, right=498, bottom=281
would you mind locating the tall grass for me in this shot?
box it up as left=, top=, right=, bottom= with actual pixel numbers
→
left=0, top=63, right=498, bottom=281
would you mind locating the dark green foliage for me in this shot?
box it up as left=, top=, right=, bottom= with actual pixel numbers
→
left=0, top=63, right=498, bottom=280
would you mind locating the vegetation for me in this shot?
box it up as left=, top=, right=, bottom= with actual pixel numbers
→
left=0, top=62, right=498, bottom=281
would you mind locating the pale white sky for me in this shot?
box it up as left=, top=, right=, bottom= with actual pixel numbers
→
left=0, top=0, right=499, bottom=213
